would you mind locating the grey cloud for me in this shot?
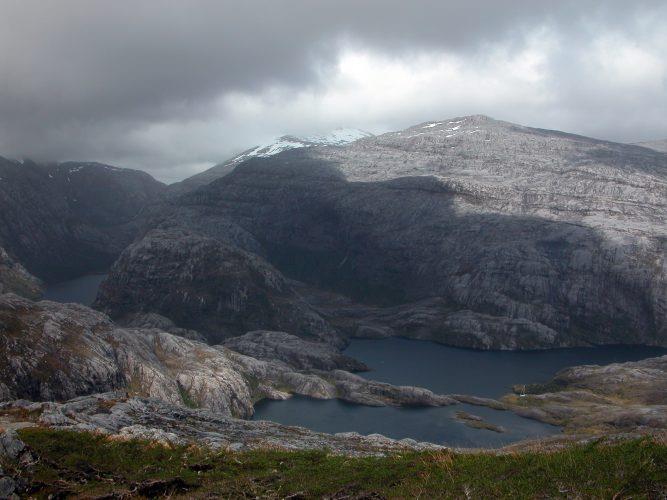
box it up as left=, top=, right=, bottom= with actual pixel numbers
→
left=0, top=0, right=665, bottom=180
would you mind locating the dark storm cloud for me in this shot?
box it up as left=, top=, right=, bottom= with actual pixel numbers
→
left=0, top=0, right=665, bottom=181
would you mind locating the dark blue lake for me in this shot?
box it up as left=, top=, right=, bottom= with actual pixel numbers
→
left=41, top=275, right=667, bottom=447
left=345, top=338, right=666, bottom=399
left=254, top=338, right=666, bottom=447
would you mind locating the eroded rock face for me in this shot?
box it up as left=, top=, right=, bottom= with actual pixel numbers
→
left=0, top=157, right=165, bottom=282
left=505, top=355, right=667, bottom=432
left=223, top=331, right=368, bottom=372
left=0, top=247, right=42, bottom=300
left=0, top=293, right=251, bottom=416
left=95, top=228, right=340, bottom=345
left=134, top=115, right=667, bottom=349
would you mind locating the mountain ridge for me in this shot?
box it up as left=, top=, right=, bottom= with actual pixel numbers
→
left=105, top=115, right=667, bottom=349
left=0, top=157, right=166, bottom=283
left=167, top=128, right=373, bottom=195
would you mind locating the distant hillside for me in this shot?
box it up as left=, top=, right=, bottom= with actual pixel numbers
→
left=0, top=158, right=165, bottom=281
left=635, top=139, right=667, bottom=153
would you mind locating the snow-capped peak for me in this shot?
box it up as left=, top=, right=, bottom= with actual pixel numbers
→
left=302, top=128, right=374, bottom=145
left=229, top=128, right=373, bottom=165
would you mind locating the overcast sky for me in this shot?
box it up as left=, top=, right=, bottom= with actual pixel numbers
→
left=1, top=1, right=666, bottom=182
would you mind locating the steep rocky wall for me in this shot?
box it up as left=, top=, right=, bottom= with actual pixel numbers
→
left=0, top=158, right=165, bottom=282
left=95, top=228, right=340, bottom=345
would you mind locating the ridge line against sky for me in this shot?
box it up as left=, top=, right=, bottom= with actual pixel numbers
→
left=1, top=0, right=666, bottom=182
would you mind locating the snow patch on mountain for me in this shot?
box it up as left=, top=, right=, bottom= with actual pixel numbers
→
left=230, top=128, right=373, bottom=165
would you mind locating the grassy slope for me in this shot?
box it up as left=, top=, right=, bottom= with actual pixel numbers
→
left=11, top=428, right=667, bottom=498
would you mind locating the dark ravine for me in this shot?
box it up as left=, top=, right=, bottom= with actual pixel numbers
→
left=96, top=115, right=667, bottom=350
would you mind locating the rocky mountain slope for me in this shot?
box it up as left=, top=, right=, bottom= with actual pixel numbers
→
left=0, top=247, right=41, bottom=299
left=0, top=157, right=165, bottom=282
left=95, top=228, right=339, bottom=345
left=0, top=293, right=453, bottom=417
left=0, top=394, right=442, bottom=457
left=167, top=128, right=373, bottom=196
left=2, top=291, right=667, bottom=456
left=102, top=115, right=667, bottom=349
left=636, top=139, right=667, bottom=153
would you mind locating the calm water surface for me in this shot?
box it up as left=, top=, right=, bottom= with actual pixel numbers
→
left=345, top=338, right=667, bottom=398
left=254, top=338, right=666, bottom=447
left=43, top=274, right=107, bottom=306
left=42, top=275, right=667, bottom=447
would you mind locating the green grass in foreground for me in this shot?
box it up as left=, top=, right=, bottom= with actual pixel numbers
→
left=13, top=428, right=667, bottom=498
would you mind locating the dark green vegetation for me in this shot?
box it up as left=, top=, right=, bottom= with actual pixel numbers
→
left=11, top=428, right=667, bottom=498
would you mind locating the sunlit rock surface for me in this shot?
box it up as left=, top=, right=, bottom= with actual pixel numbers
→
left=119, top=116, right=667, bottom=349
left=0, top=294, right=453, bottom=416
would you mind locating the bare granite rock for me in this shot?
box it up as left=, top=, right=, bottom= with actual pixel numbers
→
left=0, top=393, right=443, bottom=456
left=0, top=293, right=453, bottom=416
left=121, top=312, right=207, bottom=342
left=116, top=115, right=667, bottom=350
left=222, top=330, right=368, bottom=372
left=0, top=247, right=42, bottom=300
left=95, top=228, right=341, bottom=346
left=504, top=355, right=667, bottom=432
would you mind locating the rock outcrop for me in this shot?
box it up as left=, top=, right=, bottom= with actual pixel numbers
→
left=123, top=115, right=667, bottom=349
left=0, top=293, right=252, bottom=416
left=0, top=157, right=165, bottom=282
left=0, top=394, right=442, bottom=455
left=0, top=247, right=42, bottom=300
left=0, top=428, right=33, bottom=498
left=223, top=330, right=367, bottom=372
left=95, top=228, right=340, bottom=345
left=0, top=293, right=452, bottom=416
left=504, top=355, right=667, bottom=432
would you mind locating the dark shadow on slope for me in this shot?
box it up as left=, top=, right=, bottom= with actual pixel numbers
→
left=167, top=148, right=662, bottom=347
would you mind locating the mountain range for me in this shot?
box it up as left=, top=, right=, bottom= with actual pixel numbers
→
left=94, top=115, right=667, bottom=350
left=167, top=128, right=373, bottom=195
left=0, top=116, right=666, bottom=461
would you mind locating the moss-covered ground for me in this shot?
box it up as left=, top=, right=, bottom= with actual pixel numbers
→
left=11, top=428, right=667, bottom=498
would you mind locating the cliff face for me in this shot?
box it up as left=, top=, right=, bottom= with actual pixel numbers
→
left=118, top=116, right=666, bottom=349
left=94, top=228, right=340, bottom=345
left=0, top=157, right=165, bottom=282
